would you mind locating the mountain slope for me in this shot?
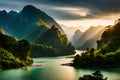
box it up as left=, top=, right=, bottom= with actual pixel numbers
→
left=31, top=26, right=75, bottom=57
left=79, top=28, right=105, bottom=50
left=0, top=28, right=33, bottom=69
left=73, top=26, right=105, bottom=49
left=97, top=23, right=120, bottom=53
left=0, top=5, right=64, bottom=42
left=72, top=23, right=120, bottom=68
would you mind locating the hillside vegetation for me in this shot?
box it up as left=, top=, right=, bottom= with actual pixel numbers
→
left=31, top=26, right=75, bottom=57
left=0, top=29, right=33, bottom=69
left=72, top=23, right=120, bottom=68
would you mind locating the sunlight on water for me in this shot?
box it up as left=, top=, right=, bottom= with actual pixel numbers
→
left=75, top=50, right=86, bottom=55
left=0, top=52, right=120, bottom=80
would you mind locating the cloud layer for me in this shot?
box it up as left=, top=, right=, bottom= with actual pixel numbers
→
left=0, top=0, right=120, bottom=20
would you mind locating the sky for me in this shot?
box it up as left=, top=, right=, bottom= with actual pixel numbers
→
left=0, top=0, right=120, bottom=29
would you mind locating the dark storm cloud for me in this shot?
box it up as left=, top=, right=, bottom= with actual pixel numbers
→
left=26, top=0, right=120, bottom=12
left=0, top=0, right=120, bottom=20
left=23, top=0, right=120, bottom=20
left=45, top=8, right=96, bottom=20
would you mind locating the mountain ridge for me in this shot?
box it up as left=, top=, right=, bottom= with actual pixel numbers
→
left=72, top=26, right=105, bottom=49
left=0, top=5, right=75, bottom=57
left=0, top=5, right=64, bottom=42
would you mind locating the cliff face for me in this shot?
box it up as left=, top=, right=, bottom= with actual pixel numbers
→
left=72, top=30, right=83, bottom=45
left=72, top=22, right=120, bottom=68
left=0, top=5, right=75, bottom=57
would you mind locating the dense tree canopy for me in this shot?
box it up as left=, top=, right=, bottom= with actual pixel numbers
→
left=72, top=22, right=120, bottom=68
left=31, top=25, right=75, bottom=57
left=0, top=29, right=33, bottom=69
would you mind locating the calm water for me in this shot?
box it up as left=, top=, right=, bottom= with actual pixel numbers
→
left=0, top=50, right=120, bottom=80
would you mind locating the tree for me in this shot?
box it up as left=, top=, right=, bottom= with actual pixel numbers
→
left=79, top=71, right=107, bottom=80
left=89, top=48, right=95, bottom=57
left=16, top=40, right=31, bottom=60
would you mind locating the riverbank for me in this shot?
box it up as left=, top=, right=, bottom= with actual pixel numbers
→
left=30, top=63, right=42, bottom=67
left=0, top=57, right=120, bottom=80
left=62, top=62, right=120, bottom=70
left=0, top=63, right=42, bottom=71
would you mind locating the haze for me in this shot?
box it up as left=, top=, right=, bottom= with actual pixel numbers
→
left=0, top=0, right=119, bottom=30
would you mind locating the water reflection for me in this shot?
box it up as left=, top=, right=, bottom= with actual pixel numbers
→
left=0, top=56, right=120, bottom=80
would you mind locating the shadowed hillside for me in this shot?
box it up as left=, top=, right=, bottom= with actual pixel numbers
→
left=72, top=26, right=105, bottom=49
left=31, top=25, right=75, bottom=57
left=0, top=28, right=33, bottom=69
left=0, top=5, right=64, bottom=42
left=71, top=22, right=120, bottom=68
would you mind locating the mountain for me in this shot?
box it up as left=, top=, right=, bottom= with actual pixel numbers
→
left=61, top=25, right=86, bottom=41
left=73, top=26, right=105, bottom=49
left=72, top=22, right=120, bottom=68
left=0, top=5, right=75, bottom=57
left=8, top=10, right=20, bottom=17
left=71, top=29, right=83, bottom=45
left=79, top=28, right=105, bottom=50
left=31, top=26, right=75, bottom=57
left=0, top=5, right=64, bottom=42
left=0, top=28, right=33, bottom=69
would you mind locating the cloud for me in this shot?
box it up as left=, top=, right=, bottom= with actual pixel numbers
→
left=29, top=0, right=120, bottom=20
left=0, top=0, right=120, bottom=20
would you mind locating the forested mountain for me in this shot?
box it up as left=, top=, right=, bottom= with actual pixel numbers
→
left=72, top=22, right=120, bottom=68
left=78, top=28, right=105, bottom=50
left=0, top=5, right=64, bottom=42
left=0, top=5, right=75, bottom=57
left=0, top=28, right=33, bottom=69
left=72, top=29, right=83, bottom=45
left=31, top=26, right=75, bottom=57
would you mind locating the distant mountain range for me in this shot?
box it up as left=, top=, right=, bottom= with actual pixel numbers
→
left=72, top=29, right=83, bottom=45
left=31, top=26, right=75, bottom=57
left=71, top=22, right=120, bottom=68
left=72, top=26, right=105, bottom=50
left=61, top=25, right=86, bottom=41
left=0, top=5, right=64, bottom=42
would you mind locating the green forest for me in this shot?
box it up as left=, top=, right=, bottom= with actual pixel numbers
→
left=31, top=25, right=75, bottom=57
left=0, top=29, right=33, bottom=69
left=72, top=22, right=120, bottom=68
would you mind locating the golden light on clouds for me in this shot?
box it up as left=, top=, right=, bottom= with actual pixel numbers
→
left=52, top=7, right=89, bottom=16
left=58, top=19, right=114, bottom=26
left=57, top=19, right=114, bottom=31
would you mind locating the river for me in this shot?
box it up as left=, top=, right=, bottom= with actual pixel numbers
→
left=0, top=50, right=120, bottom=80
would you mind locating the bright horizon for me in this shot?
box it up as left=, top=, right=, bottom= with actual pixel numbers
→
left=57, top=19, right=115, bottom=31
left=58, top=19, right=115, bottom=26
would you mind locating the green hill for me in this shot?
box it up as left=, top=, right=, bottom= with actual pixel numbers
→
left=0, top=5, right=75, bottom=57
left=31, top=25, right=75, bottom=57
left=0, top=29, right=33, bottom=69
